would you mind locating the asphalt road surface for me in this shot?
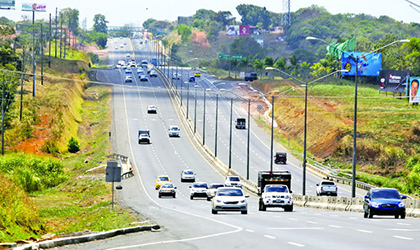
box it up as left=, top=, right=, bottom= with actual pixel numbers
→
left=59, top=38, right=420, bottom=249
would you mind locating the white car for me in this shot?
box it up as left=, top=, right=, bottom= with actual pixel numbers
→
left=125, top=68, right=132, bottom=74
left=206, top=183, right=225, bottom=201
left=224, top=176, right=242, bottom=188
left=137, top=68, right=144, bottom=74
left=140, top=75, right=148, bottom=81
left=150, top=70, right=158, bottom=77
left=168, top=125, right=180, bottom=137
left=124, top=76, right=133, bottom=83
left=147, top=105, right=157, bottom=114
left=259, top=184, right=293, bottom=212
left=211, top=187, right=248, bottom=214
left=190, top=182, right=208, bottom=200
left=316, top=180, right=338, bottom=196
left=126, top=53, right=131, bottom=57
left=180, top=170, right=195, bottom=182
left=172, top=73, right=181, bottom=80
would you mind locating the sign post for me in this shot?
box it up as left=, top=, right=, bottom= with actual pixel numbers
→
left=106, top=161, right=121, bottom=209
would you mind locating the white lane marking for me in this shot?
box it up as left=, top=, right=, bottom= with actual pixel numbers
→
left=329, top=225, right=342, bottom=228
left=246, top=229, right=255, bottom=233
left=348, top=217, right=358, bottom=220
left=393, top=236, right=413, bottom=240
left=289, top=218, right=298, bottom=221
left=357, top=229, right=372, bottom=233
left=306, top=221, right=318, bottom=224
left=288, top=242, right=305, bottom=247
left=397, top=223, right=411, bottom=226
left=388, top=229, right=419, bottom=232
left=268, top=227, right=323, bottom=230
left=330, top=215, right=339, bottom=217
left=264, top=235, right=276, bottom=239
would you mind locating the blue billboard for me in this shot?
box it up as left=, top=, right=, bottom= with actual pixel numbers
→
left=341, top=52, right=382, bottom=76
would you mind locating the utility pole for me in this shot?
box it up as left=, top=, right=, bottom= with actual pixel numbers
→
left=32, top=8, right=36, bottom=97
left=55, top=8, right=58, bottom=58
left=2, top=75, right=5, bottom=155
left=49, top=13, right=51, bottom=67
left=41, top=24, right=44, bottom=85
left=60, top=14, right=62, bottom=58
left=20, top=47, right=26, bottom=121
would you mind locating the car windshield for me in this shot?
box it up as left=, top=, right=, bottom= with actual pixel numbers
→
left=210, top=184, right=224, bottom=189
left=183, top=171, right=193, bottom=175
left=266, top=186, right=288, bottom=192
left=218, top=189, right=243, bottom=196
left=371, top=189, right=401, bottom=199
left=193, top=183, right=207, bottom=188
left=229, top=177, right=240, bottom=182
left=170, top=127, right=178, bottom=131
left=159, top=177, right=169, bottom=181
left=161, top=184, right=173, bottom=188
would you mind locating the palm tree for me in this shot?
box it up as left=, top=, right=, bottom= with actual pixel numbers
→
left=252, top=59, right=265, bottom=79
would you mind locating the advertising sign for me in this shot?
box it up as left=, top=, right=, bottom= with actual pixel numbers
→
left=379, top=70, right=411, bottom=93
left=226, top=25, right=249, bottom=36
left=239, top=25, right=250, bottom=36
left=408, top=77, right=420, bottom=104
left=226, top=25, right=239, bottom=35
left=22, top=2, right=46, bottom=12
left=341, top=52, right=382, bottom=77
left=0, top=0, right=15, bottom=9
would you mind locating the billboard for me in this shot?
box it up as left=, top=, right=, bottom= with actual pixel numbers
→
left=0, top=0, right=15, bottom=9
left=341, top=52, right=382, bottom=77
left=379, top=70, right=411, bottom=93
left=22, top=3, right=46, bottom=12
left=408, top=77, right=420, bottom=103
left=226, top=25, right=249, bottom=36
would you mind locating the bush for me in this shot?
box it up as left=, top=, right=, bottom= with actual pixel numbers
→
left=68, top=137, right=80, bottom=153
left=41, top=139, right=59, bottom=156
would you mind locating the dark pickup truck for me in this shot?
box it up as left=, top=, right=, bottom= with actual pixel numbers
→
left=274, top=152, right=287, bottom=164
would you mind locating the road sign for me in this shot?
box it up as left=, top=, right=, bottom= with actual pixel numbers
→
left=257, top=105, right=263, bottom=111
left=218, top=54, right=230, bottom=59
left=232, top=55, right=243, bottom=60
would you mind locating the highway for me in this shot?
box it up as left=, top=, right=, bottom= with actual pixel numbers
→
left=60, top=37, right=420, bottom=249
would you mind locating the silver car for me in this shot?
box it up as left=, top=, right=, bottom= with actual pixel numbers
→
left=190, top=182, right=208, bottom=200
left=168, top=125, right=180, bottom=137
left=211, top=187, right=248, bottom=214
left=180, top=169, right=195, bottom=182
left=206, top=183, right=225, bottom=201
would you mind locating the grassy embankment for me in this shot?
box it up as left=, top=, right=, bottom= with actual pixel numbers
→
left=251, top=78, right=420, bottom=196
left=0, top=46, right=140, bottom=243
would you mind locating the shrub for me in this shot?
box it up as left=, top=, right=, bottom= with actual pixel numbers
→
left=41, top=139, right=59, bottom=156
left=68, top=137, right=80, bottom=153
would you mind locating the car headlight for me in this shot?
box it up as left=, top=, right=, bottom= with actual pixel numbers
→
left=216, top=200, right=222, bottom=203
left=240, top=200, right=246, bottom=203
left=398, top=202, right=405, bottom=208
left=371, top=202, right=380, bottom=208
left=284, top=195, right=290, bottom=199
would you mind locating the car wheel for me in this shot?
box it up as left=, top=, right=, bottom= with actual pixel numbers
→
left=181, top=179, right=184, bottom=182
left=395, top=215, right=399, bottom=219
left=368, top=209, right=373, bottom=219
left=401, top=213, right=406, bottom=219
left=173, top=194, right=176, bottom=198
left=212, top=209, right=217, bottom=214
left=207, top=197, right=211, bottom=201
left=363, top=210, right=368, bottom=218
left=241, top=210, right=248, bottom=215
left=190, top=196, right=193, bottom=200
left=158, top=194, right=161, bottom=198
left=285, top=205, right=293, bottom=212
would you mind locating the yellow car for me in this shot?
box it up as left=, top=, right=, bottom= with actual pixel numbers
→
left=194, top=72, right=201, bottom=77
left=158, top=183, right=177, bottom=198
left=155, top=175, right=171, bottom=190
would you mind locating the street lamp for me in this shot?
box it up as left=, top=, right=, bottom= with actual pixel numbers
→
left=306, top=36, right=409, bottom=197
left=194, top=84, right=198, bottom=133
left=266, top=67, right=347, bottom=195
left=212, top=83, right=226, bottom=158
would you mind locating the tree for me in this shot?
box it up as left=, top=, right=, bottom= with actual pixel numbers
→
left=230, top=37, right=265, bottom=59
left=60, top=8, right=80, bottom=36
left=252, top=59, right=265, bottom=78
left=93, top=14, right=108, bottom=34
left=274, top=57, right=286, bottom=70
left=143, top=18, right=156, bottom=29
left=177, top=24, right=192, bottom=42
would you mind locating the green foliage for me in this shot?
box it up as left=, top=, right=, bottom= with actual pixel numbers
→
left=177, top=24, right=192, bottom=42
left=236, top=4, right=274, bottom=29
left=83, top=30, right=107, bottom=48
left=93, top=14, right=108, bottom=34
left=60, top=8, right=80, bottom=36
left=143, top=18, right=156, bottom=29
left=0, top=154, right=67, bottom=193
left=230, top=37, right=265, bottom=59
left=68, top=137, right=80, bottom=153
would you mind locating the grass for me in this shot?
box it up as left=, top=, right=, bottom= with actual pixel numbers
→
left=252, top=78, right=420, bottom=196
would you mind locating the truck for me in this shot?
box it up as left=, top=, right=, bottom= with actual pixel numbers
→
left=258, top=170, right=293, bottom=212
left=235, top=118, right=246, bottom=129
left=138, top=130, right=151, bottom=144
left=316, top=180, right=338, bottom=196
left=151, top=58, right=158, bottom=66
left=274, top=152, right=287, bottom=164
left=244, top=72, right=258, bottom=81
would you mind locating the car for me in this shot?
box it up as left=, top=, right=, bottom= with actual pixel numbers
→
left=259, top=184, right=293, bottom=212
left=211, top=187, right=248, bottom=214
left=138, top=133, right=151, bottom=144
left=120, top=44, right=124, bottom=48
left=189, top=76, right=195, bottom=82
left=363, top=188, right=406, bottom=219
left=124, top=76, right=133, bottom=83
left=206, top=183, right=225, bottom=201
left=147, top=105, right=157, bottom=114
left=137, top=68, right=144, bottom=74
left=141, top=60, right=148, bottom=68
left=140, top=75, right=148, bottom=81
left=244, top=72, right=258, bottom=81
left=126, top=53, right=131, bottom=57
left=224, top=176, right=242, bottom=188
left=172, top=73, right=181, bottom=80
left=194, top=72, right=201, bottom=77
left=155, top=175, right=171, bottom=190
left=235, top=118, right=246, bottom=129
left=180, top=169, right=195, bottom=182
left=189, top=182, right=208, bottom=199
left=125, top=68, right=132, bottom=74
left=150, top=70, right=158, bottom=77
left=158, top=183, right=176, bottom=198
left=274, top=152, right=287, bottom=164
left=316, top=180, right=338, bottom=196
left=146, top=67, right=152, bottom=74
left=168, top=125, right=180, bottom=137
left=122, top=65, right=128, bottom=69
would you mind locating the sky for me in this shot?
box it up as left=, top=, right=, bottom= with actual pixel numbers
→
left=0, top=0, right=419, bottom=28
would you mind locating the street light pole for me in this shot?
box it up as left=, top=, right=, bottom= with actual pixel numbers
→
left=270, top=95, right=275, bottom=172
left=203, top=89, right=206, bottom=145
left=194, top=85, right=198, bottom=133
left=186, top=82, right=190, bottom=120
left=302, top=81, right=308, bottom=195
left=215, top=93, right=219, bottom=157
left=247, top=99, right=251, bottom=179
left=229, top=98, right=233, bottom=169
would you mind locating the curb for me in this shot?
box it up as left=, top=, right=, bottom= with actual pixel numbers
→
left=13, top=225, right=160, bottom=250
